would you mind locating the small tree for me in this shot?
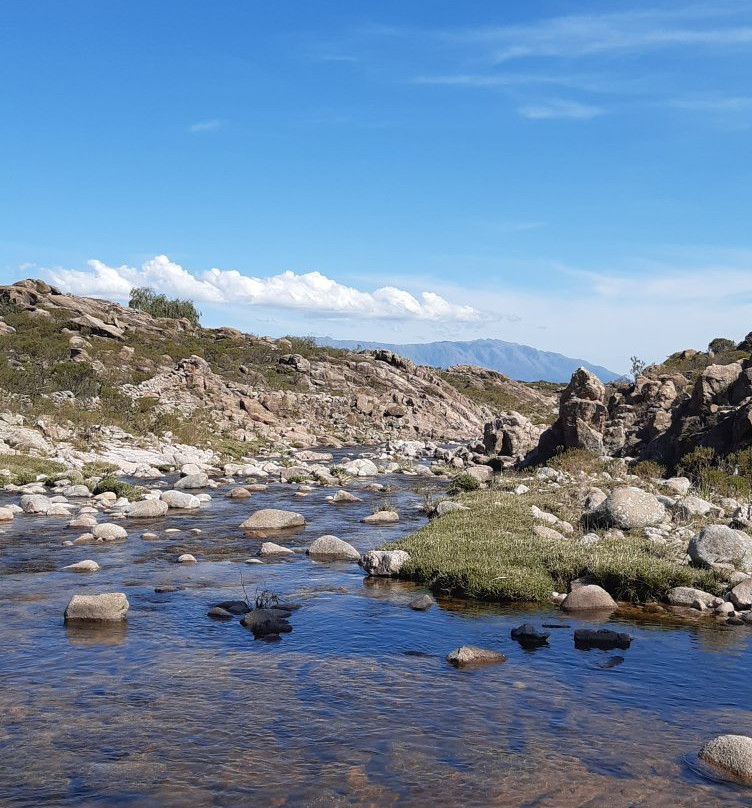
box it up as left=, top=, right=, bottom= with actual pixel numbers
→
left=707, top=337, right=735, bottom=356
left=128, top=286, right=201, bottom=326
left=630, top=355, right=646, bottom=380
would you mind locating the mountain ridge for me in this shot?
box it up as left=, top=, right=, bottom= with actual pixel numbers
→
left=316, top=337, right=620, bottom=383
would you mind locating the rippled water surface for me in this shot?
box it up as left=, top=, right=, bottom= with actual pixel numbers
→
left=1, top=462, right=751, bottom=807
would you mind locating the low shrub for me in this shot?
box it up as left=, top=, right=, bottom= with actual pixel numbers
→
left=447, top=472, right=481, bottom=495
left=92, top=476, right=143, bottom=501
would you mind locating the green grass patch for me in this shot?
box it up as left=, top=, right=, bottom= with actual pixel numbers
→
left=386, top=487, right=725, bottom=604
left=92, top=476, right=143, bottom=500
left=0, top=453, right=66, bottom=485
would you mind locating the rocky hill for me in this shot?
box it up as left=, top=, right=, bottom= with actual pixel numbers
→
left=0, top=279, right=522, bottom=467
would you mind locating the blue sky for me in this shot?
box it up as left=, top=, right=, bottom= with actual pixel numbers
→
left=2, top=1, right=752, bottom=372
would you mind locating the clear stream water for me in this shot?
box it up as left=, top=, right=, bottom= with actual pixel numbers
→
left=1, top=460, right=751, bottom=807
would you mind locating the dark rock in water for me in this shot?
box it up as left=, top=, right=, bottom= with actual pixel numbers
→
left=274, top=601, right=301, bottom=611
left=403, top=650, right=433, bottom=658
left=726, top=616, right=745, bottom=626
left=409, top=594, right=434, bottom=611
left=510, top=623, right=550, bottom=646
left=154, top=585, right=183, bottom=594
left=542, top=623, right=570, bottom=629
left=598, top=655, right=625, bottom=669
left=240, top=608, right=293, bottom=638
left=208, top=606, right=234, bottom=620
left=214, top=600, right=252, bottom=615
left=574, top=628, right=631, bottom=651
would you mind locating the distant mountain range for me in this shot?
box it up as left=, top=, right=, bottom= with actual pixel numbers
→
left=317, top=337, right=620, bottom=383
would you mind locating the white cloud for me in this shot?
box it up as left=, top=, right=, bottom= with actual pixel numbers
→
left=518, top=99, right=604, bottom=120
left=45, top=255, right=486, bottom=323
left=188, top=119, right=224, bottom=133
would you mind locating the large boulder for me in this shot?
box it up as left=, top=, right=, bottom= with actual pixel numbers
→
left=92, top=523, right=128, bottom=541
left=558, top=368, right=607, bottom=453
left=482, top=411, right=543, bottom=458
left=588, top=486, right=666, bottom=530
left=64, top=592, right=129, bottom=622
left=161, top=490, right=201, bottom=509
left=699, top=735, right=752, bottom=783
left=19, top=494, right=51, bottom=514
left=174, top=473, right=209, bottom=490
left=240, top=509, right=306, bottom=530
left=307, top=535, right=360, bottom=561
left=125, top=499, right=168, bottom=518
left=560, top=584, right=617, bottom=612
left=688, top=525, right=752, bottom=571
left=360, top=549, right=410, bottom=577
left=729, top=577, right=752, bottom=609
left=666, top=586, right=715, bottom=607
left=340, top=458, right=379, bottom=477
left=691, top=363, right=742, bottom=409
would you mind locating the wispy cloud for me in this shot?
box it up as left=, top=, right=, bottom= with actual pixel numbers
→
left=44, top=255, right=488, bottom=323
left=671, top=96, right=752, bottom=112
left=454, top=7, right=752, bottom=63
left=187, top=119, right=225, bottom=133
left=518, top=99, right=604, bottom=120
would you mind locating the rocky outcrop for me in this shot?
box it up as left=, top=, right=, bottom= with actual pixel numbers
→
left=482, top=411, right=544, bottom=459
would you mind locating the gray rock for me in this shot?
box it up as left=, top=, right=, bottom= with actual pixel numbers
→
left=341, top=458, right=379, bottom=477
left=0, top=506, right=14, bottom=521
left=730, top=577, right=752, bottom=609
left=688, top=525, right=752, bottom=571
left=533, top=525, right=566, bottom=541
left=667, top=586, right=715, bottom=607
left=62, top=559, right=100, bottom=572
left=226, top=487, right=251, bottom=498
left=174, top=473, right=209, bottom=490
left=240, top=508, right=306, bottom=530
left=64, top=592, right=129, bottom=622
left=307, top=535, right=360, bottom=561
left=125, top=499, right=168, bottom=518
left=699, top=735, right=752, bottom=783
left=560, top=584, right=617, bottom=611
left=674, top=495, right=713, bottom=519
left=177, top=553, right=197, bottom=563
left=435, top=500, right=470, bottom=517
left=331, top=489, right=362, bottom=504
left=446, top=646, right=506, bottom=668
left=19, top=494, right=51, bottom=514
left=360, top=549, right=410, bottom=577
left=259, top=542, right=295, bottom=556
left=361, top=510, right=399, bottom=525
left=92, top=523, right=128, bottom=541
left=161, top=490, right=201, bottom=509
left=663, top=476, right=692, bottom=496
left=409, top=594, right=434, bottom=611
left=511, top=623, right=550, bottom=645
left=465, top=465, right=493, bottom=484
left=589, top=486, right=666, bottom=530
left=62, top=485, right=92, bottom=498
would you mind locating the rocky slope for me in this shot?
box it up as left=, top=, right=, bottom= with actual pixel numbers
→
left=0, top=279, right=500, bottom=466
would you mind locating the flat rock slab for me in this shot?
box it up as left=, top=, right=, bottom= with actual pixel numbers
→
left=64, top=592, right=129, bottom=622
left=240, top=509, right=306, bottom=530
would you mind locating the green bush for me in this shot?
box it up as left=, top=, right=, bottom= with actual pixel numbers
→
left=632, top=460, right=666, bottom=481
left=447, top=472, right=481, bottom=495
left=92, top=476, right=143, bottom=500
left=129, top=287, right=201, bottom=326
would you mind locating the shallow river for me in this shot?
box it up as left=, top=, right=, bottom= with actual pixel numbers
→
left=1, top=460, right=751, bottom=807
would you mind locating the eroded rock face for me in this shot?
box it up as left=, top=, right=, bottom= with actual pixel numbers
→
left=482, top=412, right=543, bottom=459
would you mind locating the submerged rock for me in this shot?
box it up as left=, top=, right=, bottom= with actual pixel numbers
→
left=409, top=594, right=434, bottom=611
left=240, top=608, right=293, bottom=638
left=446, top=646, right=506, bottom=668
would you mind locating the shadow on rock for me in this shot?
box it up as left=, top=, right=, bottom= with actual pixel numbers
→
left=574, top=628, right=631, bottom=651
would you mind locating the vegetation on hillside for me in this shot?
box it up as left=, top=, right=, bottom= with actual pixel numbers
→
left=128, top=286, right=202, bottom=326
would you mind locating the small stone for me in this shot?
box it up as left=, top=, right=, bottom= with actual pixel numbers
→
left=361, top=510, right=399, bottom=525
left=92, top=523, right=128, bottom=541
left=560, top=585, right=617, bottom=612
left=307, top=535, right=360, bottom=560
left=64, top=592, right=129, bottom=622
left=240, top=509, right=306, bottom=530
left=177, top=553, right=197, bottom=563
left=360, top=549, right=410, bottom=577
left=331, top=489, right=362, bottom=503
left=259, top=542, right=295, bottom=556
left=409, top=594, right=434, bottom=611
